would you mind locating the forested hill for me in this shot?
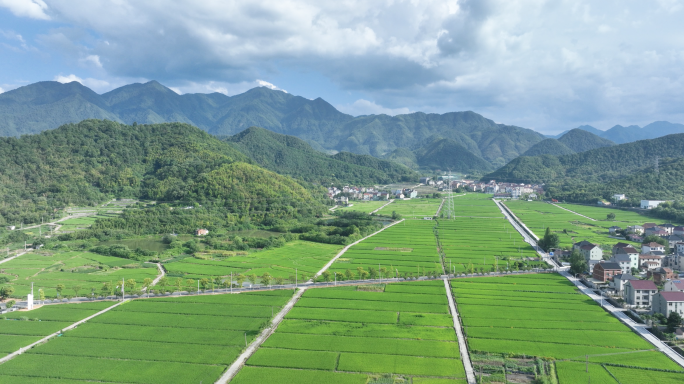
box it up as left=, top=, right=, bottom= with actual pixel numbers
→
left=0, top=120, right=320, bottom=226
left=225, top=127, right=417, bottom=185
left=484, top=133, right=684, bottom=202
left=522, top=129, right=615, bottom=157
left=0, top=80, right=545, bottom=170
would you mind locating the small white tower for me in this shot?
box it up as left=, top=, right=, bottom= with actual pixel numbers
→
left=27, top=282, right=34, bottom=310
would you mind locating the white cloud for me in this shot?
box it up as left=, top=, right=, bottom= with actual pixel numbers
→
left=256, top=80, right=287, bottom=93
left=0, top=86, right=4, bottom=94
left=0, top=0, right=49, bottom=20
left=10, top=0, right=684, bottom=131
left=53, top=74, right=110, bottom=92
left=337, top=99, right=410, bottom=116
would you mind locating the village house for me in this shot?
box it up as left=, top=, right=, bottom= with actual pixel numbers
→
left=660, top=224, right=675, bottom=235
left=674, top=226, right=684, bottom=236
left=609, top=226, right=622, bottom=235
left=647, top=267, right=676, bottom=284
left=677, top=243, right=684, bottom=255
left=615, top=246, right=640, bottom=270
left=626, top=225, right=644, bottom=234
left=645, top=226, right=669, bottom=237
left=593, top=262, right=621, bottom=282
left=644, top=223, right=658, bottom=229
left=642, top=242, right=666, bottom=254
left=624, top=280, right=658, bottom=307
left=609, top=254, right=632, bottom=275
left=612, top=274, right=639, bottom=296
left=665, top=235, right=684, bottom=251
left=641, top=200, right=667, bottom=209
left=195, top=229, right=209, bottom=236
left=612, top=242, right=632, bottom=255
left=613, top=194, right=627, bottom=201
left=664, top=280, right=684, bottom=293
left=652, top=291, right=684, bottom=317
left=627, top=234, right=644, bottom=242
left=640, top=254, right=663, bottom=270
left=574, top=241, right=603, bottom=262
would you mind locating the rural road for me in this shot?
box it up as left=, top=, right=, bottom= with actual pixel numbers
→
left=550, top=203, right=597, bottom=221
left=443, top=278, right=476, bottom=384
left=215, top=287, right=308, bottom=384
left=0, top=249, right=33, bottom=266
left=369, top=199, right=395, bottom=214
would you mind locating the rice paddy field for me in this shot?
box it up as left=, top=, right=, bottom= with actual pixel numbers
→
left=450, top=193, right=505, bottom=218
left=452, top=274, right=683, bottom=382
left=163, top=240, right=343, bottom=282
left=335, top=200, right=389, bottom=214
left=376, top=198, right=443, bottom=218
left=328, top=220, right=442, bottom=278
left=0, top=290, right=293, bottom=384
left=0, top=301, right=115, bottom=355
left=0, top=251, right=159, bottom=299
left=504, top=200, right=642, bottom=248
left=233, top=281, right=467, bottom=384
left=557, top=203, right=678, bottom=225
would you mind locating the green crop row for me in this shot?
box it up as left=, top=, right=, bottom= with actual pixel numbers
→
left=276, top=319, right=456, bottom=341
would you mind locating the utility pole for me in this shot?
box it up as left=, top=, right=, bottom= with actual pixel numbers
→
left=296, top=268, right=298, bottom=288
left=122, top=278, right=125, bottom=301
left=230, top=272, right=233, bottom=293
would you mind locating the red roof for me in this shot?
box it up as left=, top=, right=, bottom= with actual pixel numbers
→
left=616, top=247, right=638, bottom=254
left=644, top=242, right=664, bottom=247
left=659, top=291, right=684, bottom=302
left=628, top=280, right=658, bottom=290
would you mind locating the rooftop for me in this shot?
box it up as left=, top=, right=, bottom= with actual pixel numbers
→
left=628, top=280, right=658, bottom=290
left=596, top=262, right=621, bottom=270
left=644, top=242, right=664, bottom=247
left=659, top=291, right=684, bottom=302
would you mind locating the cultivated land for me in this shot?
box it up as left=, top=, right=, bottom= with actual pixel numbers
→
left=452, top=274, right=682, bottom=382
left=328, top=220, right=442, bottom=278
left=377, top=198, right=443, bottom=218
left=504, top=200, right=643, bottom=248
left=557, top=203, right=673, bottom=224
left=0, top=250, right=158, bottom=298
left=164, top=240, right=343, bottom=282
left=0, top=290, right=293, bottom=383
left=335, top=200, right=389, bottom=214
left=233, top=281, right=467, bottom=384
left=0, top=301, right=114, bottom=356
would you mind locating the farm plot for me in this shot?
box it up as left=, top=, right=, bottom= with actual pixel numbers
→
left=233, top=280, right=466, bottom=384
left=555, top=203, right=657, bottom=224
left=376, top=198, right=443, bottom=218
left=0, top=250, right=159, bottom=299
left=0, top=301, right=114, bottom=355
left=328, top=220, right=442, bottom=278
left=449, top=193, right=505, bottom=218
left=504, top=201, right=641, bottom=248
left=452, top=274, right=682, bottom=380
left=163, top=240, right=342, bottom=282
left=0, top=290, right=293, bottom=384
left=439, top=217, right=545, bottom=274
left=335, top=201, right=389, bottom=214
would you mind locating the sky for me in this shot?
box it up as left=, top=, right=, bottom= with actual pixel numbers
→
left=1, top=0, right=683, bottom=134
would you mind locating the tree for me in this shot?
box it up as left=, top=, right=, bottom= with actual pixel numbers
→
left=667, top=312, right=683, bottom=333
left=200, top=278, right=210, bottom=291
left=143, top=278, right=153, bottom=290
left=124, top=279, right=136, bottom=293
left=174, top=278, right=183, bottom=292
left=356, top=267, right=365, bottom=278
left=360, top=270, right=369, bottom=280
left=606, top=213, right=616, bottom=220
left=643, top=235, right=668, bottom=247
left=56, top=284, right=65, bottom=298
left=379, top=267, right=387, bottom=279
left=72, top=285, right=82, bottom=297
left=537, top=227, right=559, bottom=252
left=631, top=267, right=639, bottom=275
left=274, top=276, right=284, bottom=286
left=6, top=299, right=15, bottom=308
left=247, top=274, right=258, bottom=287
left=391, top=211, right=402, bottom=220
left=368, top=267, right=378, bottom=279
left=101, top=282, right=112, bottom=297
left=236, top=274, right=246, bottom=288
left=321, top=271, right=332, bottom=283
left=0, top=285, right=15, bottom=299
left=39, top=288, right=45, bottom=303
left=569, top=249, right=588, bottom=275
left=261, top=273, right=273, bottom=287
left=345, top=269, right=354, bottom=280
left=158, top=277, right=168, bottom=291
left=467, top=263, right=475, bottom=275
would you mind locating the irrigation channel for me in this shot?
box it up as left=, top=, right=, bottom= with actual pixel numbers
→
left=496, top=199, right=684, bottom=370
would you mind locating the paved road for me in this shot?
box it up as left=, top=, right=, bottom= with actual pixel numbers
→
left=0, top=249, right=33, bottom=266
left=443, top=278, right=476, bottom=384
left=215, top=287, right=308, bottom=384
left=550, top=203, right=596, bottom=221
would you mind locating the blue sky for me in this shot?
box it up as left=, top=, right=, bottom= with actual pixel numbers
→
left=1, top=0, right=684, bottom=134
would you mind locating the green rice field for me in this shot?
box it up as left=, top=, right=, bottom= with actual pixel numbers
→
left=163, top=240, right=343, bottom=282
left=452, top=274, right=683, bottom=382
left=233, top=280, right=466, bottom=384
left=556, top=203, right=658, bottom=224
left=504, top=200, right=643, bottom=248
left=0, top=251, right=159, bottom=299
left=0, top=290, right=293, bottom=383
left=335, top=200, right=389, bottom=214
left=376, top=198, right=443, bottom=218
left=328, top=220, right=441, bottom=278
left=0, top=301, right=115, bottom=355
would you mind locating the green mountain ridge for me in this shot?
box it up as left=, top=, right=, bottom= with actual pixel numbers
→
left=523, top=129, right=615, bottom=156
left=413, top=138, right=493, bottom=173
left=521, top=138, right=575, bottom=157
left=0, top=120, right=320, bottom=226
left=0, top=80, right=546, bottom=170
left=225, top=126, right=417, bottom=185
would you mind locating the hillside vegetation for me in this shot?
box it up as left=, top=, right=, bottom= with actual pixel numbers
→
left=0, top=120, right=320, bottom=226
left=226, top=127, right=417, bottom=185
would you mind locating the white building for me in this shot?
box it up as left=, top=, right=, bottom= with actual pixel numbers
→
left=624, top=280, right=658, bottom=307
left=641, top=200, right=667, bottom=209
left=610, top=254, right=632, bottom=275
left=652, top=291, right=684, bottom=317
left=664, top=280, right=684, bottom=293
left=613, top=194, right=626, bottom=201
left=642, top=242, right=666, bottom=254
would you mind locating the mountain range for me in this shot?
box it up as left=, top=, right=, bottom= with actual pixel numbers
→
left=552, top=122, right=684, bottom=144
left=522, top=128, right=616, bottom=157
